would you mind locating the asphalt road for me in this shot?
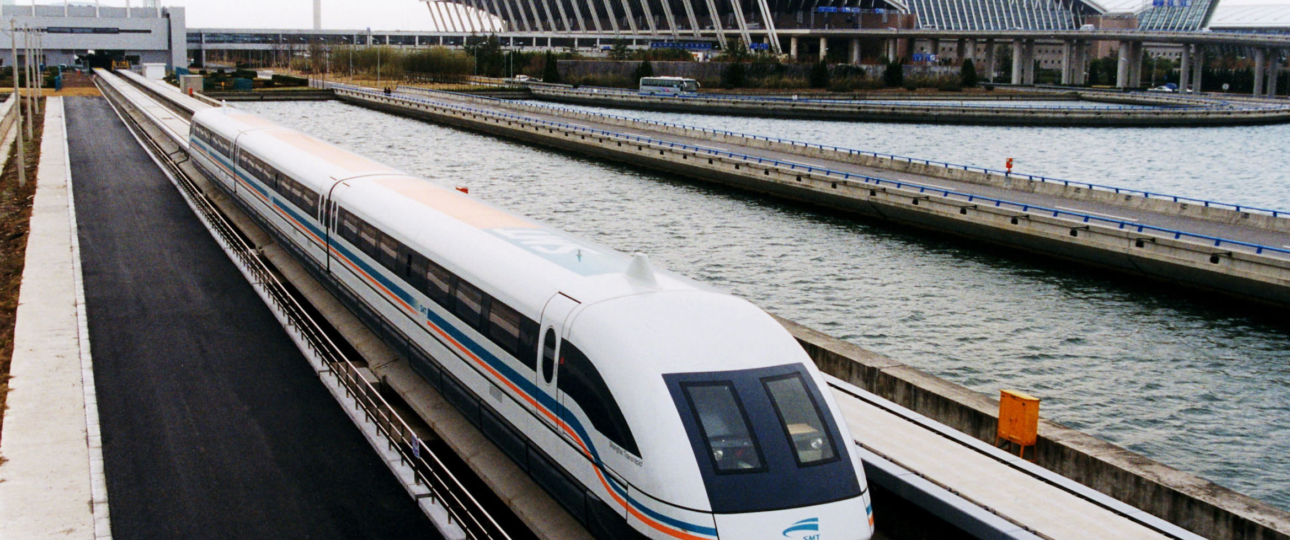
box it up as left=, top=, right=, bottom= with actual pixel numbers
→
left=67, top=95, right=438, bottom=539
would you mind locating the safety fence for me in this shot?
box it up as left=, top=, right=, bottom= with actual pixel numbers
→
left=337, top=83, right=1290, bottom=259
left=395, top=84, right=1290, bottom=221
left=102, top=73, right=514, bottom=540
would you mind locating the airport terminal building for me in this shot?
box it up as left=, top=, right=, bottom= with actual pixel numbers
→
left=0, top=2, right=185, bottom=70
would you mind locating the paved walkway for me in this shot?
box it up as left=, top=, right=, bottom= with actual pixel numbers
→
left=59, top=95, right=435, bottom=539
left=0, top=99, right=105, bottom=539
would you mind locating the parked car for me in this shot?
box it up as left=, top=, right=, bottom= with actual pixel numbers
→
left=1149, top=83, right=1179, bottom=93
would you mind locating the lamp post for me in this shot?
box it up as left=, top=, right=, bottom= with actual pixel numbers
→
left=9, top=18, right=25, bottom=188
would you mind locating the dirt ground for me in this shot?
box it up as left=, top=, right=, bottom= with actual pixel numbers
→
left=0, top=99, right=46, bottom=444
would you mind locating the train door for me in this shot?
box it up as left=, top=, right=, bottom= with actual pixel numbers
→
left=535, top=293, right=580, bottom=431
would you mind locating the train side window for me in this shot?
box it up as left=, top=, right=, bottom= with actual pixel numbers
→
left=339, top=210, right=360, bottom=245
left=762, top=374, right=839, bottom=467
left=454, top=279, right=486, bottom=329
left=423, top=259, right=453, bottom=307
left=487, top=301, right=523, bottom=356
left=541, top=329, right=556, bottom=382
left=519, top=318, right=539, bottom=370
left=558, top=341, right=639, bottom=456
left=407, top=253, right=428, bottom=291
left=378, top=234, right=400, bottom=271
left=681, top=381, right=766, bottom=474
left=358, top=222, right=379, bottom=259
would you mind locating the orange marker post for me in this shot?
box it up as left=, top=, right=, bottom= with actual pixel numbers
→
left=1006, top=158, right=1014, bottom=173
left=996, top=389, right=1039, bottom=460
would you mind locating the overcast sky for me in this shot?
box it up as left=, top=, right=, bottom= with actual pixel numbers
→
left=71, top=0, right=1290, bottom=30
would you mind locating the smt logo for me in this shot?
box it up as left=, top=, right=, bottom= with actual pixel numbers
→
left=782, top=517, right=820, bottom=539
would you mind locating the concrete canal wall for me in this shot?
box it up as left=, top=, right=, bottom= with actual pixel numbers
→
left=526, top=85, right=1290, bottom=126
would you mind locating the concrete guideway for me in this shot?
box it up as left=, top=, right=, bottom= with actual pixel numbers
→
left=0, top=98, right=109, bottom=540
left=63, top=93, right=436, bottom=539
left=333, top=85, right=1290, bottom=308
left=828, top=377, right=1197, bottom=540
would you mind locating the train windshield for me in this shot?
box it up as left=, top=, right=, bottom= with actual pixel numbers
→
left=763, top=374, right=838, bottom=466
left=666, top=365, right=862, bottom=513
left=682, top=382, right=766, bottom=473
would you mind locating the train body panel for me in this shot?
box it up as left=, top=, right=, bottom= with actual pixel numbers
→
left=187, top=107, right=873, bottom=540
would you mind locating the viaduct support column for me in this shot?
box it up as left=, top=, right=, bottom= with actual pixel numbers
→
left=1269, top=52, right=1280, bottom=97
left=819, top=36, right=827, bottom=60
left=790, top=36, right=798, bottom=59
left=1061, top=40, right=1073, bottom=85
left=1255, top=48, right=1267, bottom=97
left=964, top=39, right=976, bottom=64
left=956, top=39, right=966, bottom=64
left=930, top=38, right=940, bottom=61
left=1117, top=41, right=1131, bottom=89
left=1023, top=40, right=1035, bottom=85
left=1074, top=40, right=1087, bottom=85
left=985, top=39, right=995, bottom=82
left=1179, top=44, right=1191, bottom=92
left=850, top=38, right=860, bottom=65
left=1192, top=45, right=1205, bottom=93
left=1130, top=41, right=1145, bottom=88
left=1011, top=39, right=1023, bottom=85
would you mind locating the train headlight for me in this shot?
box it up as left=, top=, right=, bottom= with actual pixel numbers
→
left=713, top=449, right=724, bottom=462
left=810, top=437, right=824, bottom=450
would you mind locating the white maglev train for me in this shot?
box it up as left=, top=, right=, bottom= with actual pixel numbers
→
left=188, top=106, right=874, bottom=540
left=639, top=76, right=700, bottom=95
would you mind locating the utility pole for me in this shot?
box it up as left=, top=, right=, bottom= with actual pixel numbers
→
left=35, top=28, right=42, bottom=114
left=10, top=18, right=26, bottom=189
left=23, top=25, right=33, bottom=140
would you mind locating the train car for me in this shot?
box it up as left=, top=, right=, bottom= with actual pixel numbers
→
left=188, top=106, right=875, bottom=540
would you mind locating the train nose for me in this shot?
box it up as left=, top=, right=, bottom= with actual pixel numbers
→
left=711, top=495, right=873, bottom=540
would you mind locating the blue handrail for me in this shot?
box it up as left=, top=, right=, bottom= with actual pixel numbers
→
left=394, top=84, right=1290, bottom=220
left=333, top=83, right=1290, bottom=259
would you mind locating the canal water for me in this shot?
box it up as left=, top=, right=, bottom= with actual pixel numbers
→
left=240, top=100, right=1290, bottom=512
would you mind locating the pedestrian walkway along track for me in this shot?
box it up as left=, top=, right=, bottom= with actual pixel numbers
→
left=332, top=84, right=1290, bottom=308
left=94, top=68, right=520, bottom=540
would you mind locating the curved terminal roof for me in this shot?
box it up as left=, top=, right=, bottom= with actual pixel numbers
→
left=1081, top=0, right=1149, bottom=13
left=1209, top=4, right=1290, bottom=28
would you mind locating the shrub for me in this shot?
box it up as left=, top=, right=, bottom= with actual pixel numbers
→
left=808, top=60, right=830, bottom=89
left=961, top=58, right=978, bottom=88
left=884, top=59, right=904, bottom=88
left=542, top=51, right=561, bottom=84
left=632, top=60, right=654, bottom=80
left=721, top=62, right=747, bottom=89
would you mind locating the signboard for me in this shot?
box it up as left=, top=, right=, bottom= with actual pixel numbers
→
left=912, top=53, right=925, bottom=62
left=816, top=6, right=838, bottom=13
left=749, top=42, right=770, bottom=50
left=816, top=6, right=870, bottom=13
left=650, top=41, right=715, bottom=50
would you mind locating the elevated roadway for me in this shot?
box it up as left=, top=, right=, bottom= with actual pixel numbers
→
left=332, top=84, right=1290, bottom=309
left=99, top=70, right=1280, bottom=540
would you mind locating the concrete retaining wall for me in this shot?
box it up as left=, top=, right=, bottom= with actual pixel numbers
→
left=781, top=316, right=1290, bottom=540
left=426, top=88, right=1290, bottom=235
left=527, top=86, right=1290, bottom=126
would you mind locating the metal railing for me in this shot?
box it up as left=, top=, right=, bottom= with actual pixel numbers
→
left=337, top=83, right=1290, bottom=260
left=394, top=84, right=1290, bottom=221
left=101, top=74, right=514, bottom=540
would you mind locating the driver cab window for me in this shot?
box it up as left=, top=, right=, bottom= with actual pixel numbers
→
left=682, top=382, right=765, bottom=474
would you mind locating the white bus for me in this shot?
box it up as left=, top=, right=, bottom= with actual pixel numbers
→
left=639, top=76, right=700, bottom=95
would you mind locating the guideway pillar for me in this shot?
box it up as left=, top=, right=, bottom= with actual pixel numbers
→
left=1179, top=44, right=1192, bottom=93
left=1061, top=40, right=1073, bottom=85
left=790, top=36, right=798, bottom=60
left=1192, top=45, right=1205, bottom=93
left=1117, top=41, right=1131, bottom=89
left=984, top=39, right=995, bottom=82
left=819, top=37, right=827, bottom=60
left=1011, top=39, right=1023, bottom=85
left=1130, top=42, right=1144, bottom=88
left=1255, top=48, right=1267, bottom=97
left=850, top=38, right=861, bottom=65
left=1023, top=40, right=1035, bottom=85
